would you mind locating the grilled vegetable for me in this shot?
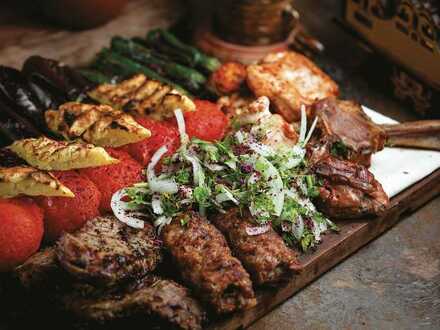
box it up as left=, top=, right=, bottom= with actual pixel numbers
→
left=145, top=29, right=220, bottom=73
left=22, top=56, right=91, bottom=102
left=111, top=36, right=206, bottom=93
left=0, top=101, right=40, bottom=145
left=0, top=66, right=47, bottom=130
left=26, top=74, right=66, bottom=110
left=45, top=102, right=151, bottom=147
left=77, top=68, right=112, bottom=85
left=93, top=49, right=189, bottom=95
left=9, top=137, right=119, bottom=171
left=88, top=74, right=195, bottom=120
left=0, top=166, right=74, bottom=198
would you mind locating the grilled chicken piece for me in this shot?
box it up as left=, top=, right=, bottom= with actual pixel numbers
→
left=45, top=102, right=150, bottom=147
left=15, top=248, right=65, bottom=290
left=211, top=208, right=300, bottom=286
left=310, top=98, right=386, bottom=167
left=209, top=62, right=247, bottom=95
left=88, top=74, right=195, bottom=120
left=312, top=155, right=389, bottom=219
left=56, top=216, right=162, bottom=286
left=60, top=275, right=205, bottom=330
left=247, top=51, right=339, bottom=122
left=161, top=212, right=256, bottom=314
left=8, top=137, right=118, bottom=171
left=0, top=166, right=73, bottom=198
left=221, top=96, right=299, bottom=148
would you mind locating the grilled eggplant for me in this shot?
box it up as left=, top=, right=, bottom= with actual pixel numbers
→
left=9, top=137, right=118, bottom=170
left=0, top=66, right=47, bottom=130
left=88, top=74, right=195, bottom=120
left=45, top=102, right=151, bottom=147
left=0, top=165, right=74, bottom=198
left=0, top=105, right=40, bottom=146
left=22, top=56, right=92, bottom=102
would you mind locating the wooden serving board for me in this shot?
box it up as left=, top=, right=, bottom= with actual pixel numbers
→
left=208, top=168, right=440, bottom=330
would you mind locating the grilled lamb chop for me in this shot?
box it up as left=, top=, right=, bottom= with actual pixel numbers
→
left=60, top=275, right=205, bottom=330
left=56, top=216, right=162, bottom=286
left=311, top=155, right=389, bottom=219
left=161, top=212, right=256, bottom=314
left=246, top=51, right=339, bottom=122
left=309, top=98, right=386, bottom=167
left=211, top=208, right=300, bottom=286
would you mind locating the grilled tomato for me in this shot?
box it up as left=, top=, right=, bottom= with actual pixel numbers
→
left=0, top=197, right=44, bottom=271
left=79, top=148, right=143, bottom=213
left=37, top=171, right=101, bottom=241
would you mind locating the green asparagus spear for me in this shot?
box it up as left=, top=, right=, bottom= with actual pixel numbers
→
left=110, top=37, right=206, bottom=91
left=146, top=29, right=221, bottom=73
left=77, top=69, right=112, bottom=84
left=92, top=48, right=189, bottom=95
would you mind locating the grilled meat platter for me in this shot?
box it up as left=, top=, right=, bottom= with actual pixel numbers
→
left=0, top=29, right=438, bottom=330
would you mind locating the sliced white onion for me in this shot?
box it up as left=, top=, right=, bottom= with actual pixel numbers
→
left=304, top=116, right=318, bottom=146
left=299, top=104, right=307, bottom=143
left=246, top=224, right=271, bottom=236
left=147, top=145, right=178, bottom=194
left=255, top=156, right=284, bottom=217
left=205, top=163, right=225, bottom=171
left=215, top=185, right=239, bottom=205
left=184, top=153, right=205, bottom=186
left=291, top=215, right=304, bottom=240
left=174, top=108, right=189, bottom=145
left=154, top=216, right=172, bottom=234
left=234, top=131, right=245, bottom=144
left=151, top=194, right=163, bottom=215
left=149, top=180, right=179, bottom=194
left=248, top=142, right=275, bottom=157
left=111, top=189, right=145, bottom=229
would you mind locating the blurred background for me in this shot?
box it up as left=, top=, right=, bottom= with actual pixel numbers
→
left=0, top=0, right=438, bottom=118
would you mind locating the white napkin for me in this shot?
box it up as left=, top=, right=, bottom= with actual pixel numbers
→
left=362, top=107, right=440, bottom=198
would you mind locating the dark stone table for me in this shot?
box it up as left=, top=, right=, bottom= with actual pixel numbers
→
left=0, top=1, right=438, bottom=329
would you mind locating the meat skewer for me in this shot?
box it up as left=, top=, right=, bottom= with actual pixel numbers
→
left=56, top=215, right=162, bottom=286
left=161, top=212, right=256, bottom=314
left=16, top=248, right=204, bottom=330
left=60, top=275, right=205, bottom=330
left=211, top=208, right=301, bottom=286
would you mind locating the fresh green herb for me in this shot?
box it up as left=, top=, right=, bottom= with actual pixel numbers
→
left=123, top=116, right=337, bottom=251
left=331, top=141, right=349, bottom=158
